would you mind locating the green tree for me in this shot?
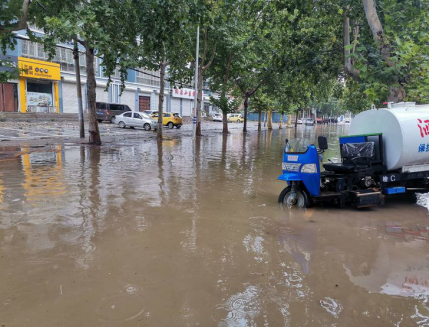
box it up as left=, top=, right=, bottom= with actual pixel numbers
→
left=34, top=0, right=139, bottom=145
left=252, top=90, right=273, bottom=131
left=0, top=0, right=31, bottom=82
left=206, top=0, right=257, bottom=134
left=135, top=0, right=192, bottom=140
left=343, top=0, right=429, bottom=105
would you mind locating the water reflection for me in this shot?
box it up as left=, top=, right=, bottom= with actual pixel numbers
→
left=0, top=125, right=428, bottom=326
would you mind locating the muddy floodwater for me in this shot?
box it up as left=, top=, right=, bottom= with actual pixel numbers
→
left=1, top=124, right=429, bottom=326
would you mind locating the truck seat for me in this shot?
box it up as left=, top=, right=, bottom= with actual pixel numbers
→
left=323, top=142, right=375, bottom=173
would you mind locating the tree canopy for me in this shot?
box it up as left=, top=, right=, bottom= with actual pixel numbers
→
left=1, top=0, right=429, bottom=126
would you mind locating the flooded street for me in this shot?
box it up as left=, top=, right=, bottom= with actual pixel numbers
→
left=1, top=124, right=429, bottom=326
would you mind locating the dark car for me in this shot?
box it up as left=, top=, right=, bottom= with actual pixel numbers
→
left=96, top=102, right=132, bottom=123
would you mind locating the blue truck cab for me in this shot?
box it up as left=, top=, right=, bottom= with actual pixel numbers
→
left=277, top=134, right=398, bottom=209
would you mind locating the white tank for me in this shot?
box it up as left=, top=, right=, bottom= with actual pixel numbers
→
left=349, top=103, right=429, bottom=171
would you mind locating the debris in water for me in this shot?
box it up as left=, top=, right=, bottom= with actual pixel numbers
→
left=320, top=297, right=343, bottom=318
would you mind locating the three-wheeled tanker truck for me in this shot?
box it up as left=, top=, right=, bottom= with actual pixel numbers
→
left=278, top=102, right=429, bottom=208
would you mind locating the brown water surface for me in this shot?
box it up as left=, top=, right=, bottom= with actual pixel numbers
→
left=0, top=124, right=429, bottom=326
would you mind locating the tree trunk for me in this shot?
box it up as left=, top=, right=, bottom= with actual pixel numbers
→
left=222, top=109, right=228, bottom=134
left=243, top=93, right=249, bottom=133
left=257, top=109, right=262, bottom=132
left=362, top=0, right=405, bottom=102
left=0, top=0, right=30, bottom=34
left=221, top=54, right=232, bottom=135
left=279, top=113, right=283, bottom=129
left=287, top=113, right=292, bottom=127
left=196, top=68, right=203, bottom=136
left=343, top=10, right=360, bottom=78
left=73, top=39, right=84, bottom=138
left=362, top=0, right=390, bottom=61
left=267, top=108, right=272, bottom=130
left=85, top=47, right=101, bottom=145
left=388, top=86, right=406, bottom=103
left=157, top=59, right=166, bottom=140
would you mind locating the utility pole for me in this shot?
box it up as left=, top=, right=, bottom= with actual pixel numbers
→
left=73, top=38, right=85, bottom=138
left=192, top=25, right=200, bottom=139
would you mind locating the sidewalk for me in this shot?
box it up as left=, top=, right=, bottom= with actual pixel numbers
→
left=0, top=112, right=91, bottom=122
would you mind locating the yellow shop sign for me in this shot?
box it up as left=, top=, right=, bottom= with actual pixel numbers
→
left=18, top=57, right=61, bottom=81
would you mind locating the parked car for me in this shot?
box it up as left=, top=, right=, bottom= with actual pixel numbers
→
left=305, top=118, right=315, bottom=126
left=96, top=102, right=132, bottom=123
left=144, top=110, right=158, bottom=117
left=213, top=113, right=223, bottom=122
left=228, top=113, right=243, bottom=123
left=297, top=119, right=303, bottom=124
left=145, top=111, right=183, bottom=129
left=162, top=113, right=183, bottom=128
left=113, top=111, right=157, bottom=131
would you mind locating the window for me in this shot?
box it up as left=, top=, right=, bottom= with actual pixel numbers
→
left=96, top=102, right=107, bottom=110
left=110, top=104, right=124, bottom=111
left=136, top=68, right=160, bottom=87
left=124, top=112, right=132, bottom=117
left=21, top=40, right=97, bottom=75
left=163, top=113, right=171, bottom=117
left=133, top=113, right=141, bottom=119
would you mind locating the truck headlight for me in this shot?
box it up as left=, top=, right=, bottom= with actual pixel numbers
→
left=301, top=164, right=317, bottom=173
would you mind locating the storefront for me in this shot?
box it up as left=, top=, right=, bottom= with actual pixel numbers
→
left=18, top=57, right=61, bottom=113
left=172, top=88, right=196, bottom=117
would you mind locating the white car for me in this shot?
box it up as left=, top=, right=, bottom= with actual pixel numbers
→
left=213, top=113, right=223, bottom=122
left=113, top=111, right=158, bottom=131
left=297, top=119, right=303, bottom=124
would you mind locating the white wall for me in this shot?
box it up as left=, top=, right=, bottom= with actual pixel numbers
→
left=96, top=86, right=109, bottom=103
left=120, top=89, right=135, bottom=110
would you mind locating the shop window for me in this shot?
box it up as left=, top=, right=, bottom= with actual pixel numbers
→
left=27, top=80, right=52, bottom=94
left=27, top=80, right=53, bottom=109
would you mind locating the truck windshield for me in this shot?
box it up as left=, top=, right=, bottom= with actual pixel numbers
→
left=285, top=139, right=311, bottom=153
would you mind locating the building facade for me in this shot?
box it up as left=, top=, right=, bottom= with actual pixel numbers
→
left=0, top=30, right=216, bottom=116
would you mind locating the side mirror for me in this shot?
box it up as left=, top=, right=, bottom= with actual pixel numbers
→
left=318, top=136, right=328, bottom=151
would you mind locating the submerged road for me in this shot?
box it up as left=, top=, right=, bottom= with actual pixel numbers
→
left=0, top=124, right=428, bottom=326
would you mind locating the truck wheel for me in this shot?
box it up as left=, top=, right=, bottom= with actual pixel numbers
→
left=278, top=186, right=311, bottom=208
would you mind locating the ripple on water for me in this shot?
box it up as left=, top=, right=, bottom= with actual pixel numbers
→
left=118, top=259, right=180, bottom=286
left=96, top=285, right=145, bottom=322
left=248, top=216, right=277, bottom=232
left=212, top=285, right=261, bottom=326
